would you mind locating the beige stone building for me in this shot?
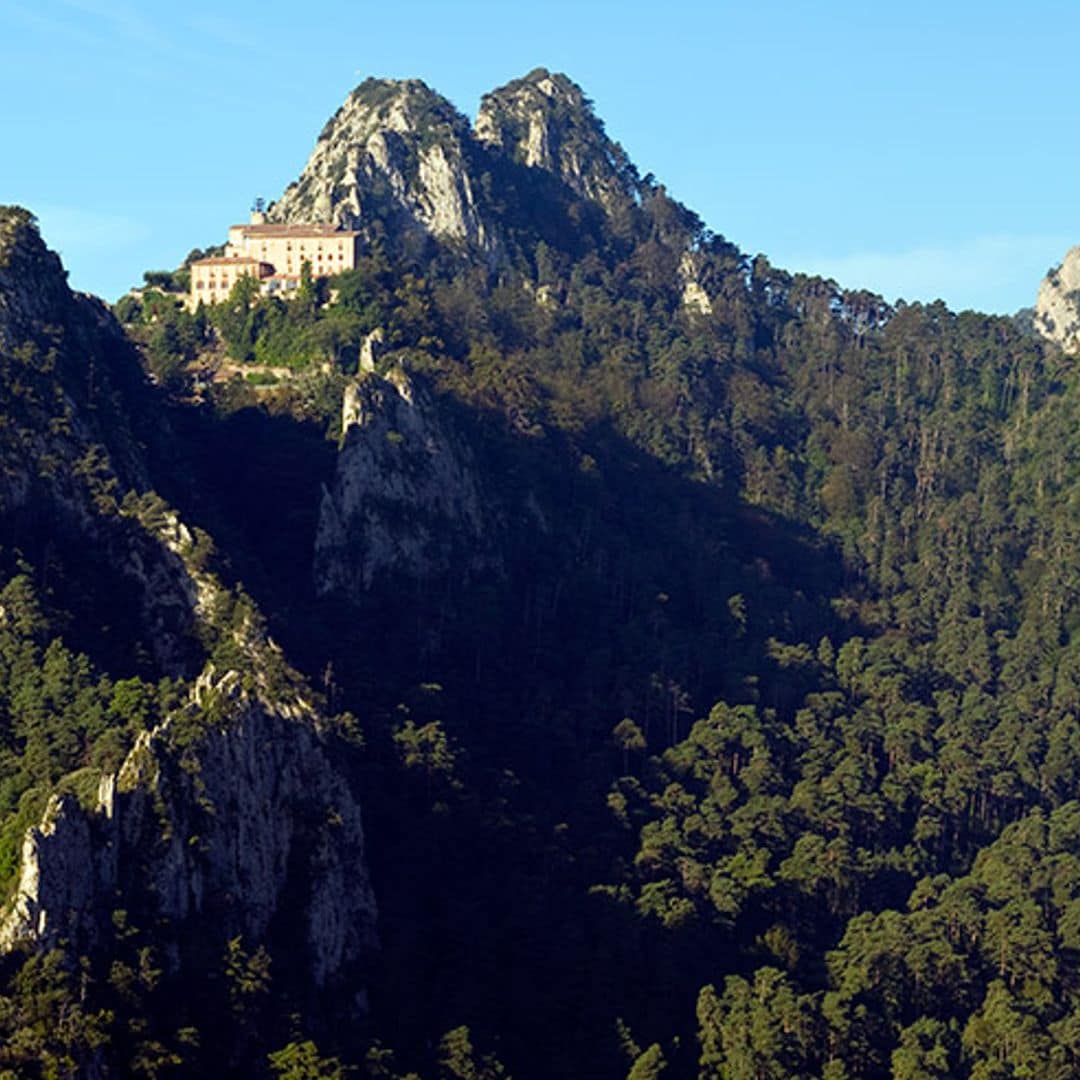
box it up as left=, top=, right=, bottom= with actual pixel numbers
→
left=189, top=256, right=274, bottom=306
left=188, top=212, right=361, bottom=308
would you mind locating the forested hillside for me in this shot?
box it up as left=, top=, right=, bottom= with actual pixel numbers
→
left=3, top=69, right=1080, bottom=1077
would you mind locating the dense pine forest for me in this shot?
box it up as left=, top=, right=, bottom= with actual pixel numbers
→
left=2, top=70, right=1080, bottom=1077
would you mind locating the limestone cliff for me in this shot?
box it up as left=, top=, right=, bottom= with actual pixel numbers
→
left=0, top=469, right=378, bottom=995
left=1035, top=247, right=1080, bottom=352
left=267, top=70, right=653, bottom=267
left=0, top=668, right=375, bottom=993
left=314, top=366, right=500, bottom=597
left=268, top=79, right=498, bottom=257
left=679, top=251, right=714, bottom=315
left=2, top=489, right=377, bottom=992
left=475, top=68, right=641, bottom=216
left=0, top=208, right=378, bottom=1004
left=0, top=208, right=203, bottom=674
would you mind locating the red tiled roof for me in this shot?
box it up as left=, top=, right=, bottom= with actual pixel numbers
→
left=191, top=256, right=268, bottom=267
left=266, top=270, right=342, bottom=281
left=233, top=223, right=360, bottom=238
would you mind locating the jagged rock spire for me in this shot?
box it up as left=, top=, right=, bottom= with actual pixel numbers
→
left=267, top=70, right=645, bottom=263
left=475, top=68, right=640, bottom=211
left=1035, top=247, right=1080, bottom=353
left=268, top=78, right=496, bottom=254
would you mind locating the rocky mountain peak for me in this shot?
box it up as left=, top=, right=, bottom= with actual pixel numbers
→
left=268, top=77, right=495, bottom=255
left=475, top=69, right=640, bottom=210
left=1035, top=247, right=1080, bottom=353
left=328, top=77, right=471, bottom=147
left=0, top=207, right=73, bottom=343
left=267, top=69, right=649, bottom=265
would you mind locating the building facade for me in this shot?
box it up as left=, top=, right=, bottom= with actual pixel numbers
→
left=188, top=213, right=361, bottom=308
left=189, top=256, right=274, bottom=306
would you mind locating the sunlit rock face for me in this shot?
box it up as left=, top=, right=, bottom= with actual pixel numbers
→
left=268, top=68, right=646, bottom=266
left=475, top=68, right=640, bottom=216
left=1035, top=247, right=1080, bottom=353
left=1, top=672, right=377, bottom=995
left=315, top=367, right=500, bottom=597
left=268, top=78, right=497, bottom=257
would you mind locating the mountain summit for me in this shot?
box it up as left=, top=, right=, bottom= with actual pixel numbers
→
left=268, top=77, right=495, bottom=253
left=267, top=70, right=647, bottom=263
left=1034, top=246, right=1080, bottom=352
left=474, top=68, right=640, bottom=212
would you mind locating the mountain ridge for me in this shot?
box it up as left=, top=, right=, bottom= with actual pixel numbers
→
left=266, top=68, right=658, bottom=269
left=4, top=66, right=1080, bottom=1076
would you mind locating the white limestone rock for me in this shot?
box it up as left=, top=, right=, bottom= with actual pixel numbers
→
left=475, top=68, right=640, bottom=215
left=269, top=79, right=497, bottom=257
left=0, top=669, right=377, bottom=991
left=359, top=327, right=386, bottom=373
left=315, top=366, right=500, bottom=597
left=679, top=252, right=713, bottom=315
left=1035, top=247, right=1080, bottom=352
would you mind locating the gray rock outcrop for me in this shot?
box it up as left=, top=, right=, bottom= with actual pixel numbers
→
left=359, top=326, right=385, bottom=373
left=268, top=79, right=497, bottom=257
left=315, top=366, right=500, bottom=597
left=267, top=70, right=648, bottom=265
left=1035, top=248, right=1080, bottom=352
left=1, top=667, right=377, bottom=992
left=679, top=251, right=713, bottom=315
left=475, top=68, right=640, bottom=215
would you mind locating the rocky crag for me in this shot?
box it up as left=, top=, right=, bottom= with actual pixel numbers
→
left=315, top=365, right=500, bottom=597
left=1, top=666, right=376, bottom=995
left=267, top=68, right=647, bottom=265
left=0, top=210, right=377, bottom=1010
left=269, top=78, right=497, bottom=256
left=1035, top=247, right=1080, bottom=353
left=474, top=69, right=640, bottom=215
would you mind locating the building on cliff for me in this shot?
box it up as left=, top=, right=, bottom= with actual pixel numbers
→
left=188, top=211, right=361, bottom=307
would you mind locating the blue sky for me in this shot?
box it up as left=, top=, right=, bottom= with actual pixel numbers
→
left=3, top=0, right=1078, bottom=312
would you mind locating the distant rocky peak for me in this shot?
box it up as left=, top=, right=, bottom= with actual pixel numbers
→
left=1035, top=247, right=1080, bottom=353
left=266, top=69, right=649, bottom=264
left=268, top=77, right=494, bottom=253
left=474, top=69, right=593, bottom=168
left=326, top=77, right=471, bottom=147
left=475, top=68, right=640, bottom=209
left=0, top=207, right=72, bottom=341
